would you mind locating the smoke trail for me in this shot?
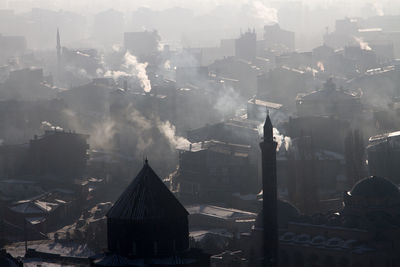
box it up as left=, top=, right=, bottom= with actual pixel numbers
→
left=103, top=51, right=151, bottom=92
left=91, top=118, right=116, bottom=150
left=158, top=120, right=191, bottom=149
left=317, top=61, right=325, bottom=72
left=123, top=52, right=151, bottom=93
left=353, top=36, right=372, bottom=51
left=104, top=70, right=130, bottom=80
left=257, top=124, right=291, bottom=151
left=373, top=2, right=384, bottom=16
left=41, top=121, right=64, bottom=131
left=251, top=1, right=278, bottom=25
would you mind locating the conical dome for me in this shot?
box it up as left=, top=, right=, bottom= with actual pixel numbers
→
left=107, top=160, right=188, bottom=221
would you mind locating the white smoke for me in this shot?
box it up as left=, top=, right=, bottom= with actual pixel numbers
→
left=103, top=51, right=151, bottom=92
left=158, top=120, right=191, bottom=149
left=257, top=124, right=291, bottom=152
left=112, top=44, right=123, bottom=52
left=64, top=65, right=93, bottom=82
left=213, top=85, right=243, bottom=118
left=123, top=52, right=152, bottom=93
left=373, top=2, right=384, bottom=16
left=353, top=36, right=372, bottom=51
left=41, top=121, right=64, bottom=131
left=164, top=60, right=171, bottom=70
left=91, top=118, right=116, bottom=150
left=251, top=0, right=278, bottom=25
left=317, top=61, right=325, bottom=72
left=104, top=70, right=130, bottom=80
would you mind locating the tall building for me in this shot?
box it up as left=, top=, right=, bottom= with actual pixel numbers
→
left=235, top=29, right=257, bottom=62
left=90, top=159, right=210, bottom=266
left=124, top=31, right=160, bottom=57
left=27, top=130, right=89, bottom=178
left=259, top=112, right=278, bottom=267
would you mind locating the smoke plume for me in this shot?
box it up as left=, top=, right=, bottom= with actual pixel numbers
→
left=104, top=52, right=151, bottom=92
left=251, top=0, right=278, bottom=25
left=353, top=36, right=372, bottom=51
left=158, top=120, right=191, bottom=149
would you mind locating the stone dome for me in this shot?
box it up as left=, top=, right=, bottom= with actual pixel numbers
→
left=350, top=176, right=400, bottom=200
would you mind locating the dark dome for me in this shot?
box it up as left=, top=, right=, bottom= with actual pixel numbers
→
left=255, top=199, right=300, bottom=229
left=350, top=176, right=400, bottom=199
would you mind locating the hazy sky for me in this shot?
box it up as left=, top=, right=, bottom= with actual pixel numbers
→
left=1, top=0, right=394, bottom=15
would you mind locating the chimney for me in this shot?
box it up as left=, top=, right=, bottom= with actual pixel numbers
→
left=259, top=111, right=278, bottom=267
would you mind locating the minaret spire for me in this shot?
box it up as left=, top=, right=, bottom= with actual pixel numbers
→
left=56, top=27, right=62, bottom=75
left=263, top=109, right=273, bottom=142
left=56, top=28, right=61, bottom=59
left=260, top=110, right=278, bottom=267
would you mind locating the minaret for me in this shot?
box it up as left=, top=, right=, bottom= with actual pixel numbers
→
left=260, top=110, right=278, bottom=267
left=56, top=28, right=62, bottom=74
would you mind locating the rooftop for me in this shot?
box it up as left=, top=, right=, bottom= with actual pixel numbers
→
left=107, top=160, right=188, bottom=221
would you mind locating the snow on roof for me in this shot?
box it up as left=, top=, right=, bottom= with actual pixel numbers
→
left=24, top=259, right=74, bottom=267
left=92, top=253, right=196, bottom=265
left=10, top=202, right=46, bottom=214
left=369, top=130, right=400, bottom=143
left=26, top=217, right=46, bottom=225
left=7, top=240, right=94, bottom=259
left=248, top=98, right=283, bottom=110
left=35, top=201, right=58, bottom=212
left=177, top=140, right=250, bottom=155
left=186, top=205, right=256, bottom=220
left=190, top=228, right=233, bottom=241
left=0, top=179, right=37, bottom=184
left=358, top=28, right=382, bottom=32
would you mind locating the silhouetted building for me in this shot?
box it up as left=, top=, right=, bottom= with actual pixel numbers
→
left=296, top=79, right=362, bottom=120
left=368, top=130, right=400, bottom=184
left=0, top=249, right=22, bottom=266
left=235, top=29, right=257, bottom=62
left=174, top=140, right=257, bottom=203
left=262, top=24, right=295, bottom=53
left=124, top=31, right=160, bottom=57
left=257, top=66, right=311, bottom=111
left=277, top=176, right=400, bottom=266
left=90, top=160, right=210, bottom=266
left=275, top=52, right=312, bottom=69
left=0, top=34, right=27, bottom=64
left=28, top=130, right=89, bottom=178
left=1, top=68, right=57, bottom=100
left=285, top=115, right=350, bottom=154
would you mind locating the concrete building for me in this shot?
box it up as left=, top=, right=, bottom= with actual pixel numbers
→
left=124, top=31, right=160, bottom=57
left=296, top=79, right=362, bottom=120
